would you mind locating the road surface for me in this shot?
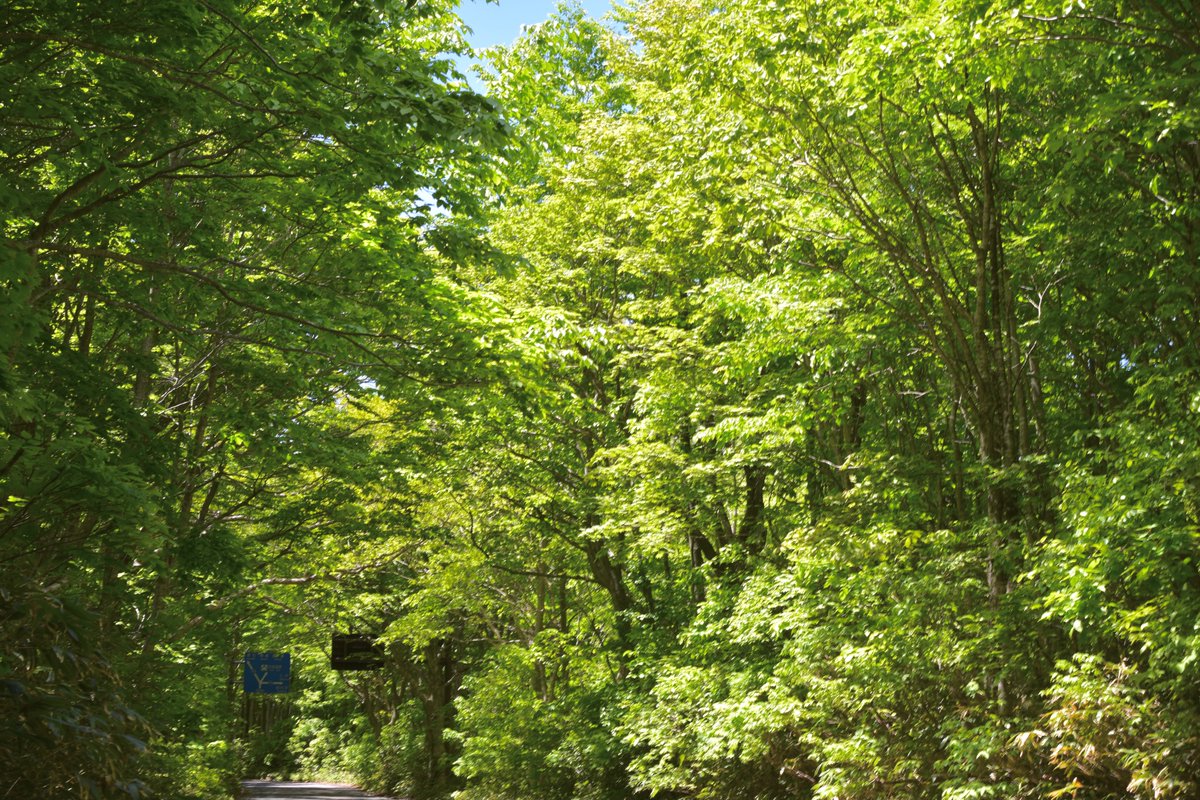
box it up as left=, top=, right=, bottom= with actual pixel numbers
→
left=241, top=781, right=400, bottom=799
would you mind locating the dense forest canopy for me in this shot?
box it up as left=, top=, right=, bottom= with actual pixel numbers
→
left=2, top=0, right=1199, bottom=798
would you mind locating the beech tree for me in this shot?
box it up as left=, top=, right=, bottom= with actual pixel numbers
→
left=4, top=0, right=1199, bottom=798
left=1, top=1, right=502, bottom=795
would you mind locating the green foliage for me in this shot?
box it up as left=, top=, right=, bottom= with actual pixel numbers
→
left=1, top=0, right=502, bottom=795
left=1014, top=654, right=1199, bottom=799
left=456, top=646, right=626, bottom=800
left=150, top=739, right=240, bottom=800
left=5, top=0, right=1200, bottom=798
left=455, top=647, right=575, bottom=800
left=0, top=582, right=150, bottom=799
left=437, top=0, right=1200, bottom=798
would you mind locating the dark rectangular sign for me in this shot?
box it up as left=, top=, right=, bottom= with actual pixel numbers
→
left=331, top=634, right=383, bottom=670
left=243, top=652, right=290, bottom=694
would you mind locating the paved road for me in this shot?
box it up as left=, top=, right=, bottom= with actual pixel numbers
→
left=241, top=781, right=400, bottom=799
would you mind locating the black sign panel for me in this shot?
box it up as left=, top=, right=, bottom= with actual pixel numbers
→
left=331, top=633, right=384, bottom=670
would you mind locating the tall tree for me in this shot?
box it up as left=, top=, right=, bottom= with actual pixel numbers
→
left=1, top=1, right=503, bottom=796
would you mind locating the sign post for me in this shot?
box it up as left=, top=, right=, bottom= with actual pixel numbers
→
left=243, top=652, right=291, bottom=694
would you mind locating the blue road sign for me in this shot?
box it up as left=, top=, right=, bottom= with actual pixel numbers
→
left=243, top=652, right=290, bottom=694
